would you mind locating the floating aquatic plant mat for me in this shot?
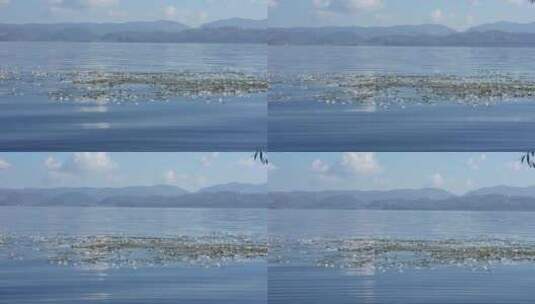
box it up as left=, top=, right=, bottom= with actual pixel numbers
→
left=270, top=238, right=535, bottom=272
left=0, top=234, right=267, bottom=269
left=272, top=73, right=535, bottom=108
left=0, top=69, right=269, bottom=103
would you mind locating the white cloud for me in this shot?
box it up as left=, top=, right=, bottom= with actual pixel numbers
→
left=431, top=173, right=445, bottom=188
left=467, top=0, right=480, bottom=6
left=313, top=0, right=383, bottom=15
left=49, top=0, right=118, bottom=10
left=43, top=153, right=118, bottom=186
left=431, top=9, right=444, bottom=23
left=0, top=159, right=11, bottom=170
left=506, top=160, right=525, bottom=172
left=165, top=169, right=178, bottom=184
left=107, top=9, right=127, bottom=19
left=268, top=0, right=279, bottom=8
left=163, top=5, right=177, bottom=18
left=200, top=152, right=220, bottom=167
left=465, top=179, right=475, bottom=190
left=162, top=5, right=208, bottom=26
left=311, top=159, right=330, bottom=174
left=71, top=152, right=116, bottom=172
left=467, top=154, right=486, bottom=170
left=341, top=152, right=381, bottom=175
left=164, top=169, right=207, bottom=191
left=44, top=156, right=62, bottom=171
left=45, top=152, right=116, bottom=175
left=0, top=0, right=10, bottom=8
left=311, top=152, right=381, bottom=180
left=504, top=0, right=525, bottom=6
left=86, top=0, right=118, bottom=7
left=465, top=14, right=475, bottom=27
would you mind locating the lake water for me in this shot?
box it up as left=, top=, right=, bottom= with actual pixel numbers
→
left=3, top=207, right=535, bottom=303
left=268, top=209, right=535, bottom=304
left=269, top=46, right=535, bottom=151
left=5, top=43, right=535, bottom=152
left=0, top=42, right=267, bottom=151
left=0, top=207, right=267, bottom=304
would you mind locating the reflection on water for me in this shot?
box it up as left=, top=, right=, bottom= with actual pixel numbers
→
left=77, top=106, right=109, bottom=113
left=80, top=122, right=111, bottom=129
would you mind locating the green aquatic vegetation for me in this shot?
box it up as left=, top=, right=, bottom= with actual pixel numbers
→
left=48, top=71, right=269, bottom=103
left=269, top=237, right=535, bottom=272
left=0, top=234, right=6, bottom=246
left=45, top=235, right=268, bottom=268
left=316, top=238, right=535, bottom=271
left=280, top=73, right=535, bottom=108
left=0, top=68, right=268, bottom=103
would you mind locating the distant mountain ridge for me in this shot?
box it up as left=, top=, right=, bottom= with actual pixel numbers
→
left=202, top=18, right=267, bottom=29
left=467, top=185, right=535, bottom=198
left=0, top=184, right=266, bottom=208
left=2, top=185, right=535, bottom=210
left=469, top=21, right=535, bottom=33
left=267, top=28, right=535, bottom=46
left=200, top=183, right=267, bottom=194
left=3, top=20, right=535, bottom=46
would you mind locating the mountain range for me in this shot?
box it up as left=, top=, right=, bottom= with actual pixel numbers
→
left=469, top=21, right=535, bottom=33
left=2, top=184, right=535, bottom=210
left=202, top=18, right=268, bottom=30
left=267, top=27, right=535, bottom=46
left=3, top=19, right=535, bottom=46
left=0, top=18, right=266, bottom=42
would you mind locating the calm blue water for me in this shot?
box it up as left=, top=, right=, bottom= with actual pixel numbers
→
left=268, top=209, right=535, bottom=304
left=0, top=207, right=267, bottom=304
left=0, top=42, right=267, bottom=151
left=3, top=207, right=535, bottom=303
left=269, top=46, right=535, bottom=151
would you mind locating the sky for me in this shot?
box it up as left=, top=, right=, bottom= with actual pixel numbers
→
left=0, top=152, right=534, bottom=194
left=0, top=0, right=267, bottom=26
left=1, top=0, right=534, bottom=28
left=269, top=0, right=535, bottom=29
left=268, top=152, right=535, bottom=194
left=0, top=152, right=267, bottom=191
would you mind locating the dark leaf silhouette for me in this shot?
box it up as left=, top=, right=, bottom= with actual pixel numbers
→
left=521, top=152, right=535, bottom=168
left=253, top=149, right=269, bottom=166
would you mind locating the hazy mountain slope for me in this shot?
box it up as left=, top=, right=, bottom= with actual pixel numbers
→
left=1, top=186, right=535, bottom=210
left=469, top=21, right=535, bottom=33
left=102, top=28, right=266, bottom=43
left=0, top=21, right=189, bottom=41
left=200, top=183, right=268, bottom=194
left=202, top=18, right=267, bottom=29
left=268, top=28, right=535, bottom=46
left=467, top=185, right=535, bottom=198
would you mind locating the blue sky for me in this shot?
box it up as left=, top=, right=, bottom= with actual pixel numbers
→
left=0, top=152, right=534, bottom=194
left=0, top=0, right=532, bottom=28
left=0, top=153, right=266, bottom=191
left=269, top=0, right=535, bottom=29
left=269, top=153, right=535, bottom=194
left=0, top=0, right=267, bottom=26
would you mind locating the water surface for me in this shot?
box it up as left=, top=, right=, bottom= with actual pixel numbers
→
left=268, top=209, right=535, bottom=304
left=0, top=42, right=267, bottom=151
left=269, top=46, right=535, bottom=151
left=0, top=207, right=267, bottom=304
